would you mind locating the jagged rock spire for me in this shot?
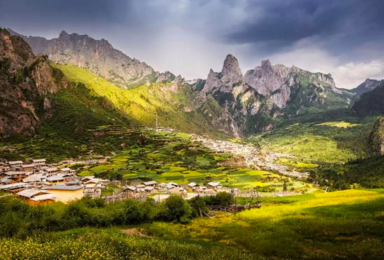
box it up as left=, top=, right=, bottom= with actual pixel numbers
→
left=221, top=54, right=243, bottom=85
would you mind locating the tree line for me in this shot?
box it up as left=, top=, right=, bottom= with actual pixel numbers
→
left=0, top=192, right=234, bottom=238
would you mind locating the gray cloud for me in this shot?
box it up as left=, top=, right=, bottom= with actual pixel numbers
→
left=226, top=0, right=384, bottom=57
left=0, top=0, right=384, bottom=87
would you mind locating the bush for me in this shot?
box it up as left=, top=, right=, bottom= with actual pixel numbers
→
left=204, top=192, right=234, bottom=206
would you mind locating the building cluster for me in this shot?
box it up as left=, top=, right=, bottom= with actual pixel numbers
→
left=0, top=159, right=112, bottom=205
left=0, top=158, right=239, bottom=206
left=116, top=180, right=236, bottom=202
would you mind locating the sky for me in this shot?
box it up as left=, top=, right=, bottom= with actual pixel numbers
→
left=1, top=0, right=384, bottom=89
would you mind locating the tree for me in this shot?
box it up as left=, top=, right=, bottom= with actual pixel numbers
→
left=164, top=195, right=192, bottom=223
left=189, top=196, right=208, bottom=217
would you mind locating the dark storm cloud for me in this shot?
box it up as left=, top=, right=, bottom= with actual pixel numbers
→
left=0, top=0, right=125, bottom=34
left=227, top=0, right=384, bottom=55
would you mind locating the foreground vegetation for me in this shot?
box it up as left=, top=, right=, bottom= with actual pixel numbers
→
left=0, top=193, right=234, bottom=238
left=145, top=189, right=384, bottom=259
left=2, top=189, right=384, bottom=259
left=0, top=228, right=258, bottom=260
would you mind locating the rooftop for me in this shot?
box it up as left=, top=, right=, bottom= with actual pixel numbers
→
left=17, top=189, right=48, bottom=198
left=9, top=161, right=23, bottom=164
left=0, top=183, right=31, bottom=190
left=46, top=176, right=65, bottom=182
left=32, top=159, right=46, bottom=162
left=42, top=185, right=83, bottom=191
left=30, top=194, right=56, bottom=201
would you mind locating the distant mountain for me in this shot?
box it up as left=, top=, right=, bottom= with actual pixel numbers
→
left=201, top=54, right=353, bottom=134
left=0, top=28, right=67, bottom=138
left=353, top=82, right=384, bottom=116
left=8, top=29, right=175, bottom=89
left=350, top=78, right=384, bottom=96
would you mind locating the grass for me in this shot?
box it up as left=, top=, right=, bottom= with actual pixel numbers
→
left=0, top=228, right=259, bottom=260
left=252, top=120, right=374, bottom=164
left=145, top=189, right=384, bottom=259
left=317, top=121, right=360, bottom=128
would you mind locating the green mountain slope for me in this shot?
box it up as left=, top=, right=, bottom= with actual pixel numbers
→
left=353, top=82, right=384, bottom=116
left=52, top=64, right=238, bottom=138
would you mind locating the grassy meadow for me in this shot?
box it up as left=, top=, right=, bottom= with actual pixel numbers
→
left=145, top=189, right=384, bottom=259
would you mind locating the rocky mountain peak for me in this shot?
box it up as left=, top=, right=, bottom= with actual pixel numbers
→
left=59, top=30, right=69, bottom=39
left=221, top=54, right=242, bottom=85
left=10, top=29, right=178, bottom=89
left=351, top=78, right=384, bottom=95
left=261, top=59, right=272, bottom=70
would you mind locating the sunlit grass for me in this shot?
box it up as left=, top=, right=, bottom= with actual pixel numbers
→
left=317, top=121, right=360, bottom=128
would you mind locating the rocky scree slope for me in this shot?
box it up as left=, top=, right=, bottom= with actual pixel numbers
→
left=9, top=29, right=175, bottom=89
left=201, top=54, right=353, bottom=134
left=0, top=28, right=68, bottom=139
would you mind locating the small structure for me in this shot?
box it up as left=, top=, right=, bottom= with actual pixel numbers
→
left=166, top=182, right=179, bottom=190
left=5, top=171, right=29, bottom=182
left=81, top=176, right=95, bottom=183
left=23, top=174, right=45, bottom=185
left=42, top=185, right=83, bottom=203
left=144, top=186, right=155, bottom=194
left=46, top=176, right=66, bottom=185
left=66, top=181, right=81, bottom=186
left=204, top=188, right=216, bottom=195
left=22, top=164, right=35, bottom=172
left=0, top=182, right=31, bottom=193
left=143, top=181, right=157, bottom=187
left=29, top=194, right=56, bottom=205
left=187, top=182, right=199, bottom=190
left=207, top=182, right=222, bottom=190
left=8, top=161, right=23, bottom=168
left=44, top=167, right=59, bottom=175
left=32, top=159, right=46, bottom=167
left=122, top=186, right=137, bottom=198
left=16, top=189, right=55, bottom=206
left=60, top=168, right=76, bottom=175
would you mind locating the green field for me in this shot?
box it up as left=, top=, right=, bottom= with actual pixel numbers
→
left=252, top=120, right=374, bottom=164
left=77, top=131, right=313, bottom=193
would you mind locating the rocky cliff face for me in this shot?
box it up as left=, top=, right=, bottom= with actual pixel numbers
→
left=9, top=29, right=174, bottom=89
left=202, top=54, right=352, bottom=134
left=0, top=28, right=67, bottom=138
left=351, top=78, right=384, bottom=96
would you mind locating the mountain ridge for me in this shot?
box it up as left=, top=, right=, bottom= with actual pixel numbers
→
left=201, top=54, right=353, bottom=134
left=8, top=29, right=176, bottom=89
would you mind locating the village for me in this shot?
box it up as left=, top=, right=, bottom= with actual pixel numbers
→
left=0, top=158, right=242, bottom=205
left=189, top=134, right=310, bottom=179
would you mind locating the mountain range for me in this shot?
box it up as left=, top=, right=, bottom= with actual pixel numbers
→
left=2, top=28, right=384, bottom=139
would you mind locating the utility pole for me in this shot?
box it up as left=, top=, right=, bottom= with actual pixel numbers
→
left=155, top=112, right=158, bottom=132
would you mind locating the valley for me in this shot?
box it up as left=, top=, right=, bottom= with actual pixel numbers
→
left=2, top=25, right=384, bottom=260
